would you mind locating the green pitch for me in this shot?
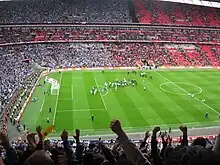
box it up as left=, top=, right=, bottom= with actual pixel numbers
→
left=20, top=70, right=220, bottom=136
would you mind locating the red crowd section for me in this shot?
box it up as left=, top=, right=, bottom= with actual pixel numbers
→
left=135, top=0, right=220, bottom=27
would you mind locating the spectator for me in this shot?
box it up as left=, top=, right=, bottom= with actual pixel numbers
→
left=0, top=120, right=220, bottom=165
left=0, top=0, right=131, bottom=23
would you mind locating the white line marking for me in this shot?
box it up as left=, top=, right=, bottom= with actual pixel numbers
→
left=57, top=109, right=106, bottom=112
left=160, top=82, right=202, bottom=95
left=53, top=72, right=63, bottom=125
left=156, top=71, right=220, bottom=115
left=94, top=78, right=108, bottom=110
left=40, top=100, right=45, bottom=112
left=40, top=99, right=45, bottom=112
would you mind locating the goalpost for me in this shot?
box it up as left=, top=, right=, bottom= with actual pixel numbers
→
left=45, top=76, right=60, bottom=95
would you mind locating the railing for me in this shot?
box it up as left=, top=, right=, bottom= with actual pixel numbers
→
left=0, top=40, right=220, bottom=47
left=1, top=23, right=220, bottom=30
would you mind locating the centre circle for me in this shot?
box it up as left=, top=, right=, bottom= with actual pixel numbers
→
left=159, top=82, right=202, bottom=95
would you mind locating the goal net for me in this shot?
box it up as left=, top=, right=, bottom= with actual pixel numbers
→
left=45, top=76, right=60, bottom=95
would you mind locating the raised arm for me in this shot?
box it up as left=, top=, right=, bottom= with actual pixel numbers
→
left=110, top=119, right=151, bottom=165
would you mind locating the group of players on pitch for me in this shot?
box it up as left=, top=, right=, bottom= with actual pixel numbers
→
left=90, top=71, right=151, bottom=95
left=90, top=78, right=138, bottom=95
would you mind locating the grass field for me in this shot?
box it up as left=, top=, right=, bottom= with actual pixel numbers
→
left=20, top=69, right=220, bottom=136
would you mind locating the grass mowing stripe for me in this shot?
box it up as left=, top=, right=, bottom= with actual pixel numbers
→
left=94, top=77, right=107, bottom=110
left=72, top=74, right=93, bottom=130
left=72, top=78, right=90, bottom=109
left=71, top=85, right=74, bottom=100
left=136, top=78, right=179, bottom=125
left=53, top=72, right=62, bottom=125
left=114, top=88, right=148, bottom=127
left=123, top=87, right=150, bottom=126
left=142, top=85, right=182, bottom=124
left=139, top=73, right=183, bottom=124
left=111, top=72, right=145, bottom=127
left=101, top=72, right=132, bottom=127
left=156, top=71, right=220, bottom=115
left=71, top=71, right=74, bottom=131
left=90, top=73, right=112, bottom=129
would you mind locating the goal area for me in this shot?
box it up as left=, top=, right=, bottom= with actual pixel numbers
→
left=45, top=76, right=60, bottom=95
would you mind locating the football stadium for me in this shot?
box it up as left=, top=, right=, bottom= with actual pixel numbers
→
left=1, top=0, right=220, bottom=165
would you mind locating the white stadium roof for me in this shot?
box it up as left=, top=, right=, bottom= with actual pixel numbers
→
left=154, top=0, right=220, bottom=8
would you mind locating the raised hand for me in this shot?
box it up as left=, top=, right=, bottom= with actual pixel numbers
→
left=36, top=126, right=43, bottom=138
left=61, top=129, right=68, bottom=141
left=144, top=130, right=151, bottom=140
left=73, top=129, right=80, bottom=142
left=27, top=133, right=37, bottom=149
left=110, top=119, right=123, bottom=136
left=153, top=126, right=160, bottom=134
left=179, top=126, right=187, bottom=135
left=168, top=135, right=172, bottom=145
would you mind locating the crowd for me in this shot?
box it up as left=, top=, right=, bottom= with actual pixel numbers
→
left=0, top=43, right=112, bottom=112
left=1, top=0, right=220, bottom=26
left=135, top=0, right=220, bottom=26
left=7, top=71, right=41, bottom=127
left=0, top=46, right=35, bottom=114
left=1, top=42, right=220, bottom=114
left=0, top=0, right=131, bottom=23
left=0, top=120, right=220, bottom=165
left=2, top=42, right=215, bottom=69
left=1, top=27, right=220, bottom=44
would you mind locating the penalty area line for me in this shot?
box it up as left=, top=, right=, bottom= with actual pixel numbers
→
left=156, top=71, right=220, bottom=115
left=57, top=109, right=106, bottom=112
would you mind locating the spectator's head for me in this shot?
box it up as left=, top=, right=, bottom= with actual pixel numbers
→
left=24, top=150, right=54, bottom=165
left=192, top=137, right=207, bottom=148
left=164, top=145, right=220, bottom=165
left=93, top=154, right=108, bottom=165
left=164, top=145, right=174, bottom=159
left=116, top=160, right=135, bottom=165
left=83, top=152, right=108, bottom=165
left=83, top=152, right=94, bottom=165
